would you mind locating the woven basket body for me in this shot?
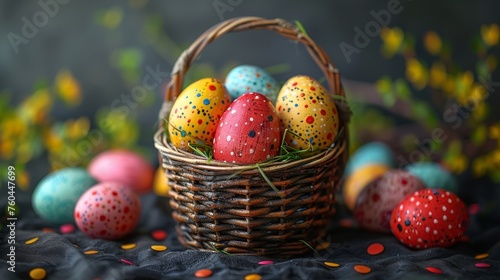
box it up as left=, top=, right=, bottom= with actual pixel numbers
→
left=154, top=17, right=350, bottom=256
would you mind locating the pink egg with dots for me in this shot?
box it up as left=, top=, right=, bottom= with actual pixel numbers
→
left=354, top=170, right=426, bottom=232
left=74, top=182, right=141, bottom=240
left=88, top=149, right=154, bottom=195
left=213, top=92, right=282, bottom=164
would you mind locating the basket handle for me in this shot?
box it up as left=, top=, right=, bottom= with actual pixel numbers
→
left=161, top=16, right=350, bottom=121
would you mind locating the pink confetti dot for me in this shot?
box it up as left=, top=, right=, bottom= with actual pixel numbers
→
left=60, top=224, right=75, bottom=234
left=468, top=203, right=480, bottom=215
left=475, top=262, right=491, bottom=268
left=258, top=260, right=274, bottom=265
left=426, top=266, right=443, bottom=274
left=151, top=230, right=167, bottom=241
left=120, top=258, right=134, bottom=266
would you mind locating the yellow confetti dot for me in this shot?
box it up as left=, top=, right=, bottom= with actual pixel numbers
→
left=244, top=273, right=262, bottom=280
left=475, top=253, right=489, bottom=259
left=25, top=237, right=40, bottom=245
left=121, top=243, right=137, bottom=250
left=150, top=245, right=168, bottom=252
left=29, top=268, right=46, bottom=280
left=83, top=250, right=99, bottom=255
left=324, top=261, right=340, bottom=268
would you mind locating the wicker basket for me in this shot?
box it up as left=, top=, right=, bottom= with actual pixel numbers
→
left=154, top=17, right=350, bottom=256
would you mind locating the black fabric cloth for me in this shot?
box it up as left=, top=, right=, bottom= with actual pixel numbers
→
left=1, top=194, right=499, bottom=280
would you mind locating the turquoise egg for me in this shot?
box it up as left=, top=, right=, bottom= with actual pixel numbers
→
left=405, top=162, right=458, bottom=192
left=224, top=65, right=279, bottom=101
left=32, top=167, right=97, bottom=224
left=345, top=142, right=395, bottom=176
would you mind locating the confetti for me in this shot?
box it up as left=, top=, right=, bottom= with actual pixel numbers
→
left=475, top=253, right=489, bottom=259
left=59, top=224, right=75, bottom=234
left=29, top=268, right=46, bottom=280
left=121, top=258, right=134, bottom=265
left=244, top=273, right=262, bottom=280
left=151, top=245, right=167, bottom=252
left=426, top=266, right=443, bottom=274
left=367, top=242, right=385, bottom=255
left=324, top=261, right=340, bottom=268
left=25, top=237, right=40, bottom=245
left=354, top=264, right=371, bottom=274
left=258, top=260, right=274, bottom=265
left=151, top=229, right=167, bottom=241
left=121, top=243, right=137, bottom=250
left=194, top=269, right=213, bottom=278
left=468, top=203, right=480, bottom=215
left=83, top=250, right=99, bottom=255
left=475, top=262, right=491, bottom=268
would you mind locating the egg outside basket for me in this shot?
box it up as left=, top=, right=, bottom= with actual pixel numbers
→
left=154, top=17, right=350, bottom=256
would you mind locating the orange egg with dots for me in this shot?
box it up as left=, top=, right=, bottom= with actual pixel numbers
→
left=343, top=164, right=390, bottom=210
left=276, top=75, right=340, bottom=152
left=167, top=78, right=231, bottom=151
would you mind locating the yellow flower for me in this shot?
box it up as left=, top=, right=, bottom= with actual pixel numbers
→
left=19, top=89, right=52, bottom=124
left=102, top=7, right=123, bottom=30
left=429, top=62, right=446, bottom=88
left=489, top=124, right=500, bottom=139
left=471, top=102, right=488, bottom=122
left=486, top=55, right=497, bottom=71
left=56, top=70, right=82, bottom=106
left=424, top=31, right=442, bottom=55
left=492, top=149, right=500, bottom=165
left=2, top=116, right=27, bottom=138
left=446, top=154, right=468, bottom=174
left=481, top=23, right=499, bottom=47
left=0, top=139, right=15, bottom=159
left=406, top=58, right=428, bottom=90
left=43, top=130, right=64, bottom=153
left=65, top=117, right=90, bottom=140
left=443, top=76, right=456, bottom=96
left=380, top=27, right=404, bottom=58
left=472, top=158, right=486, bottom=177
left=469, top=84, right=488, bottom=105
left=17, top=170, right=30, bottom=191
left=455, top=71, right=474, bottom=105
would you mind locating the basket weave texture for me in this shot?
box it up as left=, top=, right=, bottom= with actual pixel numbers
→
left=154, top=17, right=350, bottom=256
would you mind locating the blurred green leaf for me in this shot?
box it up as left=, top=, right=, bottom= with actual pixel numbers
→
left=394, top=78, right=411, bottom=101
left=471, top=124, right=487, bottom=145
left=411, top=101, right=438, bottom=128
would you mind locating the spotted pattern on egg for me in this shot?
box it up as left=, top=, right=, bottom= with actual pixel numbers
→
left=390, top=188, right=469, bottom=249
left=276, top=75, right=339, bottom=151
left=168, top=78, right=231, bottom=151
left=225, top=65, right=279, bottom=101
left=213, top=92, right=281, bottom=165
left=75, top=182, right=141, bottom=240
left=354, top=170, right=425, bottom=232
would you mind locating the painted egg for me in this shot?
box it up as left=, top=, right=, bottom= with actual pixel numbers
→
left=88, top=149, right=154, bottom=195
left=390, top=188, right=469, bottom=249
left=74, top=182, right=141, bottom=240
left=343, top=164, right=390, bottom=211
left=405, top=162, right=458, bottom=193
left=353, top=170, right=426, bottom=232
left=213, top=92, right=281, bottom=164
left=168, top=78, right=231, bottom=151
left=224, top=65, right=279, bottom=101
left=276, top=75, right=339, bottom=152
left=32, top=167, right=97, bottom=224
left=153, top=167, right=169, bottom=197
left=345, top=142, right=396, bottom=176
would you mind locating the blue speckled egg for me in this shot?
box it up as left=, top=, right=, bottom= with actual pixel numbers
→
left=405, top=162, right=458, bottom=192
left=32, top=167, right=97, bottom=224
left=224, top=65, right=279, bottom=101
left=345, top=142, right=395, bottom=176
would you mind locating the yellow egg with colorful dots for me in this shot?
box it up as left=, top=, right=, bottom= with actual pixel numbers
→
left=167, top=78, right=231, bottom=151
left=276, top=75, right=340, bottom=152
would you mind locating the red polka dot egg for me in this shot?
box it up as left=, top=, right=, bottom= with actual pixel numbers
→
left=167, top=77, right=231, bottom=151
left=276, top=75, right=339, bottom=152
left=74, top=182, right=141, bottom=240
left=390, top=188, right=469, bottom=249
left=213, top=92, right=281, bottom=164
left=354, top=170, right=425, bottom=232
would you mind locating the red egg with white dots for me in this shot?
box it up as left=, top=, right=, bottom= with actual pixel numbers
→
left=390, top=188, right=469, bottom=249
left=74, top=182, right=141, bottom=240
left=354, top=170, right=426, bottom=232
left=276, top=75, right=339, bottom=151
left=213, top=92, right=282, bottom=164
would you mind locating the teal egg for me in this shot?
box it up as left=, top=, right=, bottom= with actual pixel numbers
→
left=405, top=162, right=458, bottom=192
left=32, top=167, right=97, bottom=224
left=345, top=142, right=395, bottom=176
left=224, top=65, right=279, bottom=101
